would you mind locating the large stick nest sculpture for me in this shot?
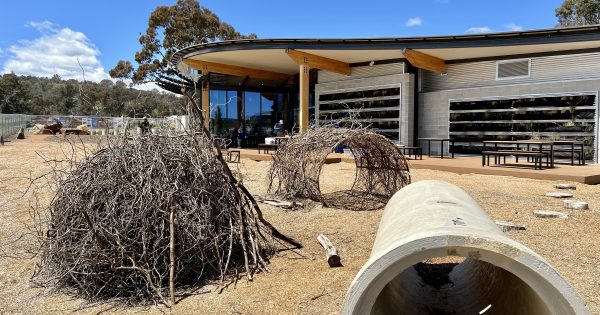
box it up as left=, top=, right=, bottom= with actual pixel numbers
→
left=32, top=95, right=300, bottom=305
left=267, top=124, right=411, bottom=207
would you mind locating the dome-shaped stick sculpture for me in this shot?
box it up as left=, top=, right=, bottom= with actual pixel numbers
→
left=268, top=125, right=410, bottom=205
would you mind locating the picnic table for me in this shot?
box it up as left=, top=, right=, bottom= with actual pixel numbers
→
left=547, top=140, right=585, bottom=166
left=483, top=140, right=555, bottom=168
left=418, top=137, right=454, bottom=159
left=483, top=140, right=586, bottom=167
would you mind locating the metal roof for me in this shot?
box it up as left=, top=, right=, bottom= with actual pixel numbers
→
left=172, top=25, right=600, bottom=65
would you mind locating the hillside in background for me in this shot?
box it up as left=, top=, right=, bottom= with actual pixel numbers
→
left=0, top=73, right=186, bottom=117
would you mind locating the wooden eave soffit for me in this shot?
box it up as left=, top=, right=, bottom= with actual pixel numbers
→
left=286, top=49, right=351, bottom=76
left=402, top=49, right=447, bottom=74
left=183, top=59, right=292, bottom=81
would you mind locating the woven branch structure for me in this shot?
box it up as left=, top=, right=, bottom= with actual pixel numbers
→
left=267, top=126, right=411, bottom=203
left=33, top=114, right=300, bottom=305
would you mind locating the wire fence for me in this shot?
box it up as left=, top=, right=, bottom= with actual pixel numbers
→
left=0, top=114, right=189, bottom=137
left=0, top=114, right=31, bottom=138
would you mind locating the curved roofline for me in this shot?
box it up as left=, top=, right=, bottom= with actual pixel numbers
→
left=172, top=24, right=600, bottom=64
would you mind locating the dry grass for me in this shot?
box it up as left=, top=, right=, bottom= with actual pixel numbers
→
left=0, top=135, right=599, bottom=314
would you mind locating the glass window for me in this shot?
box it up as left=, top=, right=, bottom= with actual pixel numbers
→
left=260, top=93, right=276, bottom=135
left=210, top=90, right=227, bottom=134
left=224, top=90, right=238, bottom=131
left=244, top=92, right=261, bottom=134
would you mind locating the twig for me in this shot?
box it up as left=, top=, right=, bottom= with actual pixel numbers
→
left=169, top=206, right=175, bottom=306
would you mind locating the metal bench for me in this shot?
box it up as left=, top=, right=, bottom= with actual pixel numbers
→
left=227, top=149, right=241, bottom=163
left=258, top=143, right=279, bottom=154
left=481, top=150, right=549, bottom=170
left=398, top=146, right=422, bottom=160
left=542, top=148, right=585, bottom=165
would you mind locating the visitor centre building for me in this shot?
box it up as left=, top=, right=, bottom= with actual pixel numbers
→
left=168, top=25, right=600, bottom=162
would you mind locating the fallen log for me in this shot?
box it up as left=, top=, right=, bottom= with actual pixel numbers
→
left=256, top=196, right=303, bottom=210
left=317, top=234, right=341, bottom=267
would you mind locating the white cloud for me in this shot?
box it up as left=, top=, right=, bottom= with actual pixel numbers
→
left=466, top=26, right=493, bottom=34
left=405, top=17, right=423, bottom=27
left=2, top=21, right=110, bottom=82
left=504, top=23, right=524, bottom=31
left=27, top=21, right=57, bottom=34
left=132, top=81, right=161, bottom=92
left=120, top=79, right=175, bottom=95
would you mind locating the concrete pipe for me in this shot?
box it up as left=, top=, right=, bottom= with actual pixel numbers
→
left=342, top=180, right=589, bottom=315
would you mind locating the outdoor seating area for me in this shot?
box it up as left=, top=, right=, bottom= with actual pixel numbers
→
left=481, top=139, right=587, bottom=170
left=214, top=132, right=593, bottom=178
left=397, top=146, right=423, bottom=160
left=418, top=137, right=454, bottom=159
left=214, top=148, right=600, bottom=185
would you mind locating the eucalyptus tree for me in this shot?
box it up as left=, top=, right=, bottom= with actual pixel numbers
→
left=556, top=0, right=600, bottom=27
left=109, top=0, right=256, bottom=85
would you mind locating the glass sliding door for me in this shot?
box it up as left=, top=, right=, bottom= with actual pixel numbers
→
left=210, top=89, right=227, bottom=135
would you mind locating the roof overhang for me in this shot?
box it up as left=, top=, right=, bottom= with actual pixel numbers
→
left=173, top=25, right=600, bottom=81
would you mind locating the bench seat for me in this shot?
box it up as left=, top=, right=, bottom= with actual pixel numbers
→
left=481, top=150, right=549, bottom=170
left=398, top=146, right=422, bottom=160
left=258, top=143, right=279, bottom=154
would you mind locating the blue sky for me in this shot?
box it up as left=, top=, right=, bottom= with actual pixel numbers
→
left=0, top=0, right=564, bottom=84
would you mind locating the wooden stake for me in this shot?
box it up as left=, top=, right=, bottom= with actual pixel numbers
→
left=169, top=207, right=176, bottom=306
left=317, top=234, right=341, bottom=267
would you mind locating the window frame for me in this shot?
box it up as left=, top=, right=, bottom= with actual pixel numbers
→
left=495, top=58, right=531, bottom=81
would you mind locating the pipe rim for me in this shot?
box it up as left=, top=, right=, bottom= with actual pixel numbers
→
left=342, top=234, right=589, bottom=315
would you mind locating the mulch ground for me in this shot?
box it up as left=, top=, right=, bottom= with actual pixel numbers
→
left=0, top=135, right=598, bottom=314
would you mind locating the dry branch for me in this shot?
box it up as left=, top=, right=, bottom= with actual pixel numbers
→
left=317, top=234, right=341, bottom=267
left=256, top=196, right=304, bottom=210
left=30, top=90, right=301, bottom=305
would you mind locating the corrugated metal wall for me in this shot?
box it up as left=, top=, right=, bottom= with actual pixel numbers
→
left=422, top=52, right=600, bottom=92
left=318, top=63, right=405, bottom=83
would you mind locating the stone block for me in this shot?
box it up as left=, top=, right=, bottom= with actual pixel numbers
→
left=563, top=200, right=589, bottom=210
left=545, top=192, right=574, bottom=198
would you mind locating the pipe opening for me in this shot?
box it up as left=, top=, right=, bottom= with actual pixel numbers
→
left=371, top=256, right=551, bottom=315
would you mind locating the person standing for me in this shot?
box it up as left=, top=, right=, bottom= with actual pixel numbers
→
left=140, top=116, right=150, bottom=134
left=273, top=120, right=281, bottom=136
left=278, top=120, right=286, bottom=135
left=231, top=127, right=239, bottom=145
left=237, top=126, right=246, bottom=148
left=274, top=119, right=286, bottom=136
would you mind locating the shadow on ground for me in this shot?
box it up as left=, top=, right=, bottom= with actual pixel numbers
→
left=321, top=190, right=388, bottom=211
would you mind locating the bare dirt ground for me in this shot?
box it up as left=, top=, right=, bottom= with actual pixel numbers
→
left=0, top=135, right=599, bottom=314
